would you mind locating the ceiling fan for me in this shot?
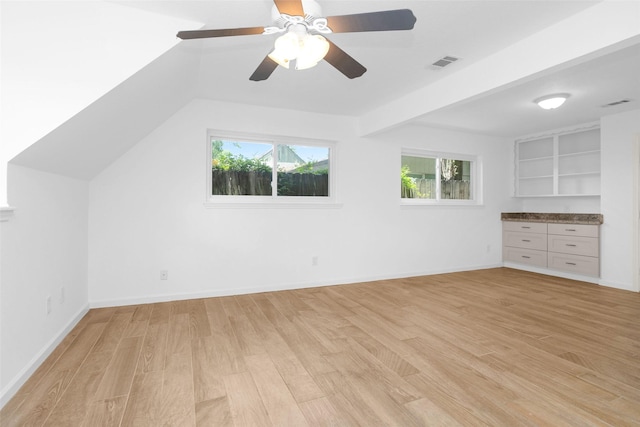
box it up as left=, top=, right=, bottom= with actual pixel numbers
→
left=177, top=0, right=416, bottom=81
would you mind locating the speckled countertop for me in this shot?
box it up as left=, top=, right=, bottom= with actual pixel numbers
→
left=501, top=212, right=603, bottom=225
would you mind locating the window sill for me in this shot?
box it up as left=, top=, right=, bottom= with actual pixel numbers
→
left=400, top=199, right=483, bottom=207
left=0, top=206, right=16, bottom=222
left=204, top=199, right=343, bottom=209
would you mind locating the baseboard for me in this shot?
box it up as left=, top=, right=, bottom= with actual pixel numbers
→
left=89, top=263, right=504, bottom=308
left=502, top=262, right=603, bottom=285
left=0, top=304, right=90, bottom=409
left=502, top=262, right=638, bottom=292
left=596, top=279, right=635, bottom=292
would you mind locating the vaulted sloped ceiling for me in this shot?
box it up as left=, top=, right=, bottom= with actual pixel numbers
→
left=7, top=0, right=640, bottom=181
left=10, top=45, right=201, bottom=180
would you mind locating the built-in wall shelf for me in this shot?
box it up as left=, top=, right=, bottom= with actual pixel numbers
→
left=515, top=126, right=600, bottom=197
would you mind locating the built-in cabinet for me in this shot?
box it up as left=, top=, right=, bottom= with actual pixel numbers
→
left=502, top=213, right=602, bottom=279
left=515, top=127, right=600, bottom=197
left=546, top=223, right=599, bottom=277
left=502, top=221, right=548, bottom=268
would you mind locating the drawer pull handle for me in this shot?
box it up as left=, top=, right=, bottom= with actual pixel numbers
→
left=522, top=239, right=531, bottom=242
left=565, top=228, right=576, bottom=232
left=522, top=256, right=531, bottom=259
left=566, top=262, right=577, bottom=266
left=565, top=244, right=577, bottom=247
left=521, top=226, right=531, bottom=229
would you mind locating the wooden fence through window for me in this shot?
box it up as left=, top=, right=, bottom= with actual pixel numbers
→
left=403, top=179, right=471, bottom=200
left=277, top=172, right=328, bottom=196
left=212, top=170, right=328, bottom=196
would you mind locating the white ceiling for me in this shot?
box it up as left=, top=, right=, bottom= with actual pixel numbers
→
left=109, top=0, right=640, bottom=138
left=414, top=42, right=640, bottom=137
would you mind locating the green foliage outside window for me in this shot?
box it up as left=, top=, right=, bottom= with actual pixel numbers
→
left=211, top=140, right=271, bottom=173
left=401, top=165, right=419, bottom=198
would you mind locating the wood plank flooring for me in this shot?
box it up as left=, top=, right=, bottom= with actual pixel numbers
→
left=2, top=267, right=640, bottom=426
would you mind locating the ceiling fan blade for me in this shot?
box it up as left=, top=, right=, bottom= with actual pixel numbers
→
left=249, top=55, right=279, bottom=81
left=324, top=40, right=366, bottom=79
left=177, top=27, right=265, bottom=40
left=326, top=9, right=416, bottom=33
left=273, top=0, right=305, bottom=16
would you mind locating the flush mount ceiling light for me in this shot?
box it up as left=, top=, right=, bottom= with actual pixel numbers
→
left=534, top=93, right=571, bottom=110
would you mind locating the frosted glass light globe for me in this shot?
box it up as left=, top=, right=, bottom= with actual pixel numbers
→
left=535, top=94, right=570, bottom=110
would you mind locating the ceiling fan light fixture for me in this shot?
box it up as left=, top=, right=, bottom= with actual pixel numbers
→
left=534, top=93, right=570, bottom=110
left=268, top=49, right=291, bottom=68
left=270, top=29, right=329, bottom=71
left=272, top=31, right=301, bottom=60
left=296, top=34, right=330, bottom=70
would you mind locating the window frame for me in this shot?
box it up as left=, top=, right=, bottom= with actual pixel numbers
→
left=205, top=130, right=339, bottom=208
left=400, top=148, right=482, bottom=206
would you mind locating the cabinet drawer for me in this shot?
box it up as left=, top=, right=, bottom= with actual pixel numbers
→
left=504, top=247, right=547, bottom=268
left=503, top=221, right=547, bottom=234
left=503, top=231, right=547, bottom=251
left=548, top=223, right=599, bottom=238
left=548, top=235, right=598, bottom=257
left=548, top=252, right=599, bottom=277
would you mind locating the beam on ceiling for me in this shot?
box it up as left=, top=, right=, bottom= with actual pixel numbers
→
left=357, top=1, right=640, bottom=137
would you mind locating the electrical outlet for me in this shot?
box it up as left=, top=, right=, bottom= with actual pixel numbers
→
left=160, top=270, right=168, bottom=280
left=60, top=287, right=65, bottom=304
left=312, top=256, right=319, bottom=266
left=46, top=296, right=52, bottom=315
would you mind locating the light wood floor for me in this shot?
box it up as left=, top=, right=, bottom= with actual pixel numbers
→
left=2, top=268, right=640, bottom=426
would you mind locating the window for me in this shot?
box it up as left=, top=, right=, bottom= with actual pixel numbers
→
left=401, top=150, right=480, bottom=204
left=207, top=132, right=335, bottom=204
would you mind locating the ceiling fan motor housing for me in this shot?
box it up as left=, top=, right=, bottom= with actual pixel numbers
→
left=271, top=0, right=323, bottom=22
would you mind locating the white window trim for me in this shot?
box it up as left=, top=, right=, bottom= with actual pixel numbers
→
left=204, top=130, right=340, bottom=208
left=0, top=206, right=16, bottom=222
left=400, top=148, right=483, bottom=206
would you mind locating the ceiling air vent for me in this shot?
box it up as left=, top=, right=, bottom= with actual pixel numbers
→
left=430, top=55, right=460, bottom=70
left=601, top=99, right=632, bottom=108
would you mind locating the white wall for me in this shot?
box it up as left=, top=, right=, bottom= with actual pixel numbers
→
left=88, top=99, right=515, bottom=306
left=600, top=109, right=640, bottom=291
left=519, top=197, right=601, bottom=214
left=0, top=165, right=89, bottom=406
